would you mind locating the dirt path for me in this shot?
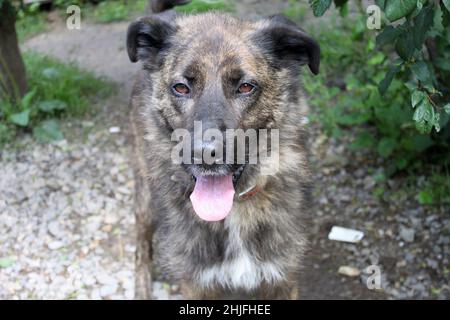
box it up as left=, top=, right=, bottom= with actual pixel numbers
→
left=24, top=21, right=138, bottom=96
left=1, top=1, right=448, bottom=300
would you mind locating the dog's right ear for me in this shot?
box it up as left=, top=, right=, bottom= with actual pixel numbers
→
left=127, top=17, right=176, bottom=63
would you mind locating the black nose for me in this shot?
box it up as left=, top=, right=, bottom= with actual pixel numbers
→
left=192, top=140, right=223, bottom=165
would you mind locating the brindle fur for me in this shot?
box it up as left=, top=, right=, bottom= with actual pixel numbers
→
left=128, top=0, right=319, bottom=300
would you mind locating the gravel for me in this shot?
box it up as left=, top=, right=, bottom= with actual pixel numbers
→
left=0, top=133, right=135, bottom=300
left=302, top=126, right=450, bottom=300
left=400, top=227, right=415, bottom=243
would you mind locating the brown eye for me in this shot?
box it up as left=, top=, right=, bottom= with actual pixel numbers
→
left=173, top=83, right=190, bottom=95
left=237, top=83, right=255, bottom=94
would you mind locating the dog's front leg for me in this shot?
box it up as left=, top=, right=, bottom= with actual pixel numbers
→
left=181, top=280, right=221, bottom=300
left=134, top=170, right=154, bottom=300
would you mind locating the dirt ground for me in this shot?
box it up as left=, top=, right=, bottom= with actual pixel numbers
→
left=0, top=0, right=447, bottom=300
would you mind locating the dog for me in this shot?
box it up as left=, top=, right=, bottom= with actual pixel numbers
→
left=127, top=0, right=320, bottom=299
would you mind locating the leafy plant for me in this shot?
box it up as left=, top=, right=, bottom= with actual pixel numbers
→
left=0, top=52, right=113, bottom=147
left=416, top=170, right=450, bottom=205
left=15, top=3, right=47, bottom=41
left=309, top=0, right=449, bottom=136
left=301, top=0, right=450, bottom=178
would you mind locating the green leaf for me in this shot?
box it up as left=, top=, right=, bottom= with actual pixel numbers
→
left=376, top=26, right=402, bottom=46
left=309, top=0, right=332, bottom=17
left=395, top=157, right=408, bottom=170
left=334, top=0, right=348, bottom=17
left=0, top=256, right=16, bottom=268
left=350, top=132, right=376, bottom=149
left=21, top=88, right=37, bottom=109
left=38, top=100, right=68, bottom=113
left=417, top=190, right=434, bottom=205
left=410, top=61, right=431, bottom=83
left=403, top=134, right=434, bottom=152
left=33, top=119, right=64, bottom=142
left=368, top=52, right=385, bottom=65
left=444, top=103, right=450, bottom=115
left=413, top=98, right=435, bottom=134
left=433, top=58, right=450, bottom=71
left=378, top=137, right=397, bottom=157
left=9, top=109, right=30, bottom=127
left=441, top=1, right=450, bottom=27
left=376, top=0, right=386, bottom=10
left=395, top=32, right=415, bottom=60
left=412, top=5, right=434, bottom=50
left=336, top=112, right=371, bottom=125
left=443, top=0, right=450, bottom=12
left=384, top=0, right=417, bottom=22
left=411, top=90, right=426, bottom=108
left=333, top=0, right=348, bottom=7
left=42, top=67, right=60, bottom=79
left=378, top=64, right=401, bottom=95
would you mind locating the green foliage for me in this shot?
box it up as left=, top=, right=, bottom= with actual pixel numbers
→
left=15, top=3, right=47, bottom=41
left=302, top=0, right=450, bottom=180
left=283, top=0, right=307, bottom=21
left=309, top=1, right=449, bottom=136
left=382, top=0, right=417, bottom=22
left=174, top=0, right=235, bottom=14
left=0, top=52, right=113, bottom=147
left=90, top=0, right=146, bottom=23
left=33, top=119, right=64, bottom=142
left=13, top=0, right=146, bottom=28
left=416, top=171, right=450, bottom=205
left=309, top=0, right=332, bottom=17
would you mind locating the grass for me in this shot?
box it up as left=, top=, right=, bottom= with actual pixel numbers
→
left=282, top=0, right=307, bottom=22
left=16, top=0, right=147, bottom=31
left=15, top=0, right=236, bottom=40
left=16, top=12, right=48, bottom=41
left=24, top=52, right=113, bottom=115
left=175, top=0, right=235, bottom=14
left=0, top=52, right=114, bottom=147
left=89, top=0, right=147, bottom=23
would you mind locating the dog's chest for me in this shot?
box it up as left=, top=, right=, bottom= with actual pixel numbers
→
left=195, top=217, right=284, bottom=291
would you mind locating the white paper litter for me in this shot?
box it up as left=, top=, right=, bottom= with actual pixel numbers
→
left=338, top=266, right=361, bottom=277
left=328, top=226, right=364, bottom=243
left=108, top=126, right=121, bottom=133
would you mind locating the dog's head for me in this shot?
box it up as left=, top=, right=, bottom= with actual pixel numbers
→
left=127, top=13, right=319, bottom=221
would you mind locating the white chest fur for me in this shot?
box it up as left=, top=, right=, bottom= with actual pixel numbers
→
left=195, top=216, right=285, bottom=291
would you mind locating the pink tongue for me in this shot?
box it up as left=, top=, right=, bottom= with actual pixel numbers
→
left=190, top=175, right=235, bottom=222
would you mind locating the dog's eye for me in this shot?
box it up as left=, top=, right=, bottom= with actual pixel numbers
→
left=173, top=83, right=190, bottom=95
left=237, top=83, right=255, bottom=94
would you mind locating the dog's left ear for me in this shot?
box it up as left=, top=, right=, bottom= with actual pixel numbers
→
left=253, top=14, right=320, bottom=75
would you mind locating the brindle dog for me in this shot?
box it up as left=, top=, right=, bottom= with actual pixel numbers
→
left=127, top=0, right=320, bottom=299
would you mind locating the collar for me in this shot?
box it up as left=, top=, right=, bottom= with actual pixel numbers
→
left=238, top=184, right=262, bottom=201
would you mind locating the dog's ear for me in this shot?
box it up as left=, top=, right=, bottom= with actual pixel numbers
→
left=127, top=16, right=176, bottom=63
left=253, top=14, right=320, bottom=75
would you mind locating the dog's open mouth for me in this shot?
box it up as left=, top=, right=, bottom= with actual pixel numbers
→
left=189, top=165, right=245, bottom=222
